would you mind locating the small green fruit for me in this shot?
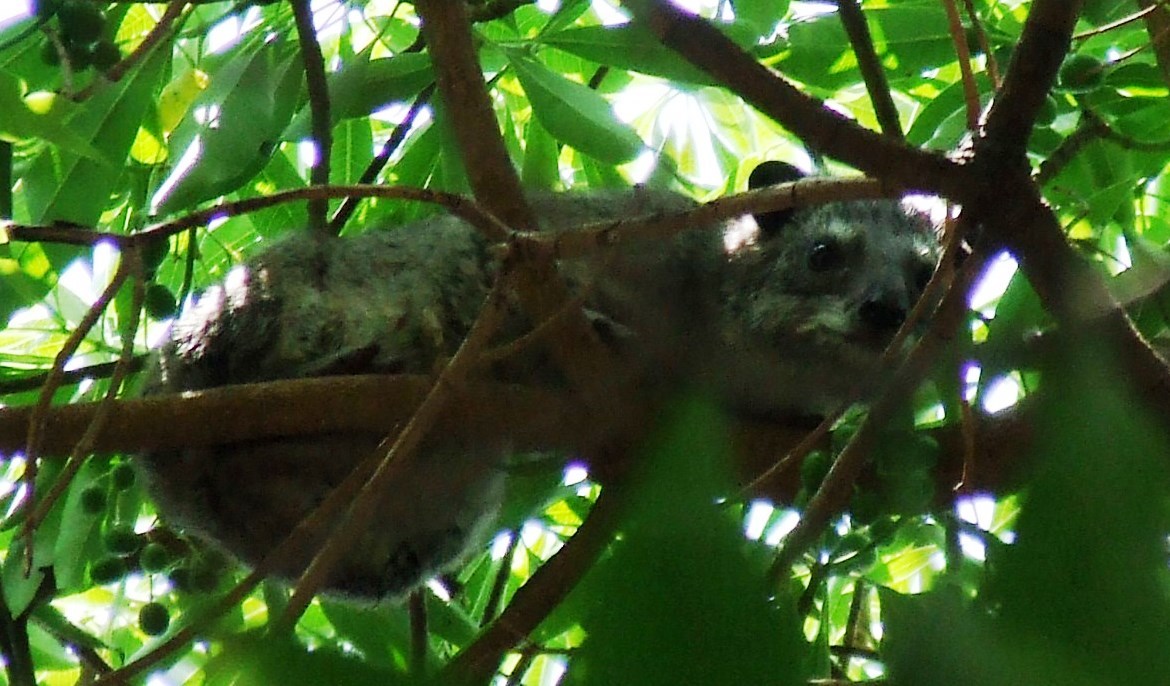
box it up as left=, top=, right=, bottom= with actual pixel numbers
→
left=169, top=558, right=222, bottom=594
left=868, top=516, right=899, bottom=545
left=144, top=283, right=178, bottom=319
left=90, top=556, right=127, bottom=584
left=1058, top=54, right=1106, bottom=94
left=58, top=1, right=106, bottom=46
left=850, top=488, right=883, bottom=524
left=79, top=485, right=107, bottom=514
left=799, top=450, right=832, bottom=491
left=188, top=560, right=221, bottom=593
left=167, top=566, right=192, bottom=592
left=138, top=602, right=170, bottom=636
left=104, top=525, right=141, bottom=556
left=88, top=39, right=120, bottom=71
left=110, top=463, right=136, bottom=490
left=140, top=543, right=174, bottom=573
left=1035, top=95, right=1058, bottom=127
left=141, top=236, right=170, bottom=275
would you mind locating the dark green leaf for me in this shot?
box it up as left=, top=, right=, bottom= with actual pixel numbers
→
left=509, top=52, right=643, bottom=165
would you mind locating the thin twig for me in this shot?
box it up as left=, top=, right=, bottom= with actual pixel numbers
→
left=835, top=0, right=902, bottom=139
left=4, top=185, right=513, bottom=245
left=23, top=263, right=146, bottom=532
left=480, top=532, right=519, bottom=627
left=1073, top=1, right=1163, bottom=39
left=622, top=0, right=960, bottom=198
left=20, top=260, right=133, bottom=567
left=0, top=357, right=147, bottom=396
left=291, top=0, right=333, bottom=233
left=329, top=84, right=435, bottom=233
left=409, top=590, right=428, bottom=679
left=941, top=0, right=981, bottom=130
left=0, top=605, right=35, bottom=686
left=442, top=486, right=625, bottom=683
left=963, top=0, right=1000, bottom=88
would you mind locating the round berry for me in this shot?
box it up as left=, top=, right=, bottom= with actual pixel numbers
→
left=104, top=525, right=141, bottom=556
left=141, top=236, right=170, bottom=276
left=144, top=283, right=178, bottom=319
left=79, top=485, right=107, bottom=514
left=89, top=556, right=127, bottom=585
left=58, top=1, right=106, bottom=46
left=1058, top=54, right=1106, bottom=94
left=138, top=602, right=170, bottom=636
left=140, top=543, right=174, bottom=573
left=88, top=39, right=120, bottom=71
left=110, top=463, right=136, bottom=490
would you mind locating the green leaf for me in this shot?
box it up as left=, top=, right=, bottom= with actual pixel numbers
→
left=152, top=39, right=304, bottom=215
left=520, top=114, right=559, bottom=190
left=509, top=52, right=643, bottom=165
left=3, top=461, right=68, bottom=616
left=991, top=340, right=1170, bottom=681
left=541, top=24, right=717, bottom=85
left=285, top=52, right=434, bottom=137
left=51, top=458, right=107, bottom=591
left=319, top=600, right=410, bottom=669
left=564, top=397, right=807, bottom=686
left=331, top=117, right=374, bottom=186
left=733, top=0, right=788, bottom=35
left=780, top=4, right=952, bottom=92
left=203, top=630, right=409, bottom=686
left=905, top=74, right=993, bottom=148
left=22, top=43, right=168, bottom=228
left=0, top=74, right=103, bottom=158
left=881, top=587, right=1102, bottom=686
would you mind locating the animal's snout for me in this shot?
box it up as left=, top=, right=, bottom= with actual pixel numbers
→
left=858, top=297, right=907, bottom=332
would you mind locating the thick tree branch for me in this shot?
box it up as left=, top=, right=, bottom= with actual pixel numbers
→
left=979, top=0, right=1083, bottom=158
left=968, top=2, right=1170, bottom=420
left=1137, top=0, right=1170, bottom=86
left=414, top=0, right=535, bottom=230
left=0, top=374, right=1034, bottom=509
left=412, top=0, right=627, bottom=407
left=0, top=376, right=578, bottom=456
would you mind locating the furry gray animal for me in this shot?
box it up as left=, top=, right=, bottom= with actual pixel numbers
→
left=137, top=162, right=939, bottom=599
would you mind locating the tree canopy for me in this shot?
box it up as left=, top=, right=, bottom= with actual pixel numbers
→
left=2, top=0, right=1170, bottom=684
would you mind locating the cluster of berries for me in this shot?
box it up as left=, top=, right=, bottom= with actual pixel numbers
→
left=37, top=1, right=121, bottom=73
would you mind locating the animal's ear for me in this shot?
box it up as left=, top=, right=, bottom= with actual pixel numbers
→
left=747, top=161, right=807, bottom=235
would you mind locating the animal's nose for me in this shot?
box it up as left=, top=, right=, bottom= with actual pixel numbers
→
left=859, top=297, right=906, bottom=331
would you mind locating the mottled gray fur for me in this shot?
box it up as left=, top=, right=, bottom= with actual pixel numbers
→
left=138, top=174, right=939, bottom=599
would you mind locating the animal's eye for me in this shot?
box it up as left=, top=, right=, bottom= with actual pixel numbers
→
left=808, top=239, right=845, bottom=272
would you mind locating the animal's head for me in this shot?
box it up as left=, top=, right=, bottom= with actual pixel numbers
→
left=738, top=161, right=940, bottom=350
left=718, top=161, right=941, bottom=414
